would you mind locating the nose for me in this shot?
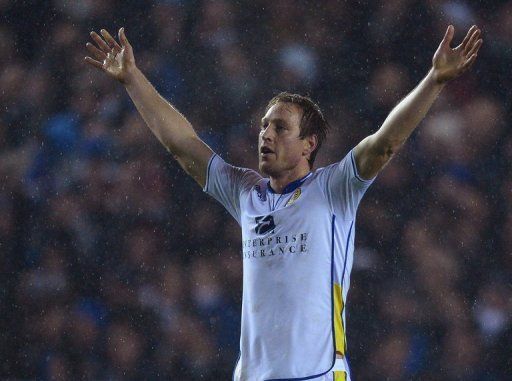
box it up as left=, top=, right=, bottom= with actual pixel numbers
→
left=260, top=125, right=275, bottom=142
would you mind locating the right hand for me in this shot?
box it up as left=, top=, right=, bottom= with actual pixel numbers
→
left=85, top=27, right=135, bottom=84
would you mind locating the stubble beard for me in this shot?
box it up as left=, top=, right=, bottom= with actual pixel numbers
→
left=259, top=159, right=280, bottom=177
left=259, top=160, right=272, bottom=176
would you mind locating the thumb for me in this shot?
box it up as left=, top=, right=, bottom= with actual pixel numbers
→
left=442, top=25, right=454, bottom=47
left=119, top=27, right=131, bottom=49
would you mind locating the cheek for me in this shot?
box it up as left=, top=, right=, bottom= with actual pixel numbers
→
left=279, top=142, right=303, bottom=162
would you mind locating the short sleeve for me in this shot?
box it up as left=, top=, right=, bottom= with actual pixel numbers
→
left=203, top=154, right=262, bottom=225
left=319, top=149, right=375, bottom=219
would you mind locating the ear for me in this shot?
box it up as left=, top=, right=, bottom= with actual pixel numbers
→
left=302, top=134, right=318, bottom=158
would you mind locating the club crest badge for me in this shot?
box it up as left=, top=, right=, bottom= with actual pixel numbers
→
left=285, top=188, right=302, bottom=207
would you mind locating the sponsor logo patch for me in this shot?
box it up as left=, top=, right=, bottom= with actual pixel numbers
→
left=255, top=215, right=275, bottom=235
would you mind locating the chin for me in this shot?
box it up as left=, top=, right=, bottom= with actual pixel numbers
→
left=259, top=161, right=275, bottom=177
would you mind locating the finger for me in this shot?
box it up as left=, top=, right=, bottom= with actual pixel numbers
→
left=100, top=29, right=122, bottom=53
left=442, top=25, right=454, bottom=47
left=84, top=56, right=104, bottom=70
left=118, top=27, right=131, bottom=49
left=465, top=38, right=483, bottom=58
left=461, top=53, right=478, bottom=71
left=86, top=42, right=106, bottom=61
left=90, top=31, right=111, bottom=53
left=458, top=25, right=477, bottom=50
left=463, top=29, right=480, bottom=56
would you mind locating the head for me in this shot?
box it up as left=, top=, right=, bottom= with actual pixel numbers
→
left=258, top=92, right=329, bottom=177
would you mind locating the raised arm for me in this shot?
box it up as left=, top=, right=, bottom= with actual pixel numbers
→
left=354, top=25, right=483, bottom=179
left=85, top=28, right=213, bottom=188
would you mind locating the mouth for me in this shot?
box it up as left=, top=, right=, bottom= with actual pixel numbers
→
left=260, top=146, right=274, bottom=156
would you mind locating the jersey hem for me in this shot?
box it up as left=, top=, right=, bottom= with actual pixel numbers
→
left=232, top=351, right=241, bottom=381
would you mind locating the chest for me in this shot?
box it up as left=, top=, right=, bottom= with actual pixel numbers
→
left=241, top=184, right=331, bottom=241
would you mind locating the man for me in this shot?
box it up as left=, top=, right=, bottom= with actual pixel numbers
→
left=85, top=24, right=482, bottom=381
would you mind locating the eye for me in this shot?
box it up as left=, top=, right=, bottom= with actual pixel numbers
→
left=260, top=122, right=268, bottom=130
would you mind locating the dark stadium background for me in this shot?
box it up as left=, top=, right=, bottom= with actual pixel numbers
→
left=1, top=0, right=511, bottom=380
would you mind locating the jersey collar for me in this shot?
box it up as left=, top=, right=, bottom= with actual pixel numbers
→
left=267, top=172, right=312, bottom=195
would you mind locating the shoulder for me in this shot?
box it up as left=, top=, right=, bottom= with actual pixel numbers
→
left=241, top=169, right=264, bottom=191
left=309, top=160, right=345, bottom=183
left=205, top=154, right=263, bottom=193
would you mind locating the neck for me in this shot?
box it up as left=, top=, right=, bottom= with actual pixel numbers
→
left=269, top=166, right=311, bottom=193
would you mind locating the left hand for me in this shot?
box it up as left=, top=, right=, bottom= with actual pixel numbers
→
left=431, top=25, right=483, bottom=84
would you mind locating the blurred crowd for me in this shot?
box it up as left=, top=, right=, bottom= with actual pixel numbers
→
left=1, top=0, right=511, bottom=380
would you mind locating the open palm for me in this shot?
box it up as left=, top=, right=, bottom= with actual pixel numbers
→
left=85, top=28, right=135, bottom=84
left=432, top=25, right=483, bottom=84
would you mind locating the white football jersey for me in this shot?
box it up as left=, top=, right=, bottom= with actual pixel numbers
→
left=204, top=149, right=374, bottom=381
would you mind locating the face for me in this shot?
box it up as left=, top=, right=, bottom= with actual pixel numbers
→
left=258, top=102, right=314, bottom=177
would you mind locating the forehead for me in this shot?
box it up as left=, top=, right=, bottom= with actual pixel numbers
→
left=262, top=102, right=303, bottom=128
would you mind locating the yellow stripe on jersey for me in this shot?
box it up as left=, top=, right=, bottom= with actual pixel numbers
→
left=333, top=371, right=347, bottom=381
left=333, top=283, right=346, bottom=356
